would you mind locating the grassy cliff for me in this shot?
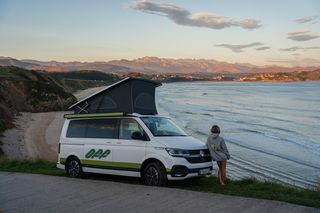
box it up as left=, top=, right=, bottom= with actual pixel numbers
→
left=0, top=66, right=77, bottom=133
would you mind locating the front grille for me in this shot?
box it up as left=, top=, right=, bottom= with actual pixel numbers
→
left=185, top=156, right=211, bottom=163
left=185, top=149, right=211, bottom=164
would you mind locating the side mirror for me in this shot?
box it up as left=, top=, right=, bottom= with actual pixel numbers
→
left=131, top=131, right=147, bottom=141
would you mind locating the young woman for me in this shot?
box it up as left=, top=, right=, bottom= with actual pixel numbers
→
left=206, top=125, right=230, bottom=185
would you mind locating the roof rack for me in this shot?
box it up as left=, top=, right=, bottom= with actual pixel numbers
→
left=64, top=112, right=125, bottom=119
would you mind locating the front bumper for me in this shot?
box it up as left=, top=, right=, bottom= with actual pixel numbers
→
left=56, top=163, right=65, bottom=170
left=167, top=164, right=213, bottom=180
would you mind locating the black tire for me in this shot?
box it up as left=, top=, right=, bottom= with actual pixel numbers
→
left=143, top=162, right=167, bottom=186
left=66, top=157, right=83, bottom=178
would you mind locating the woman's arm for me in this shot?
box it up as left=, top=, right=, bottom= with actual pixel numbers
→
left=206, top=137, right=209, bottom=147
left=221, top=138, right=230, bottom=160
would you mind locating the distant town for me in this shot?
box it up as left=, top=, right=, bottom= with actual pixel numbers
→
left=123, top=70, right=320, bottom=82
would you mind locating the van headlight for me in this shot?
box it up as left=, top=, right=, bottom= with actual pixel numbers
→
left=165, top=148, right=190, bottom=157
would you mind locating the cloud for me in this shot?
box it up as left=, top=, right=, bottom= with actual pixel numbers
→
left=287, top=31, right=320, bottom=41
left=280, top=46, right=299, bottom=51
left=130, top=0, right=261, bottom=30
left=215, top=42, right=264, bottom=52
left=268, top=58, right=320, bottom=66
left=255, top=46, right=270, bottom=51
left=295, top=15, right=318, bottom=23
left=280, top=46, right=320, bottom=51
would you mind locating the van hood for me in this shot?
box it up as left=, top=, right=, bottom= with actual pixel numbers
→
left=154, top=136, right=207, bottom=150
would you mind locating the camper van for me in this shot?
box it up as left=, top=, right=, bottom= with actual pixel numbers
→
left=57, top=77, right=212, bottom=186
left=57, top=113, right=212, bottom=186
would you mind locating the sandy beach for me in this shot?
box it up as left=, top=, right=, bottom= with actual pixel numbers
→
left=0, top=86, right=105, bottom=162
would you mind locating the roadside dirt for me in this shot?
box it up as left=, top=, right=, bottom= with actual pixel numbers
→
left=0, top=87, right=105, bottom=161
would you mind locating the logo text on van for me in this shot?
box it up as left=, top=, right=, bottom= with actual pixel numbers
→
left=85, top=149, right=111, bottom=159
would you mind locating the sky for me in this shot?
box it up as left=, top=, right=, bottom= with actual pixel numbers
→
left=0, top=0, right=319, bottom=66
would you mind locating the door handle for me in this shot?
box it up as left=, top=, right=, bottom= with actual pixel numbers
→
left=106, top=141, right=111, bottom=144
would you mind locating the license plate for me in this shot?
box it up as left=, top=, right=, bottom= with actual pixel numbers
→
left=199, top=168, right=211, bottom=175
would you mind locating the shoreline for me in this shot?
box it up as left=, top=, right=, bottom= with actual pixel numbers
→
left=162, top=79, right=320, bottom=83
left=156, top=81, right=320, bottom=189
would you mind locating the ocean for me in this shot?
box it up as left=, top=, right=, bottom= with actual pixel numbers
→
left=156, top=81, right=320, bottom=189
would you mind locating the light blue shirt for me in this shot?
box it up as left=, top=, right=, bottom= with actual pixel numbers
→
left=206, top=133, right=230, bottom=161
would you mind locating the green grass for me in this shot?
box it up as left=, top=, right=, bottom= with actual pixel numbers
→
left=0, top=120, right=6, bottom=132
left=0, top=160, right=65, bottom=176
left=171, top=177, right=320, bottom=208
left=0, top=160, right=319, bottom=208
left=0, top=68, right=21, bottom=80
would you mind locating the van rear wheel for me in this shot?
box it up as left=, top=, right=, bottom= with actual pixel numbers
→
left=66, top=157, right=83, bottom=178
left=143, top=162, right=167, bottom=186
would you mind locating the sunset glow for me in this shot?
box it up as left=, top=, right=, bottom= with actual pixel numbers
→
left=0, top=0, right=319, bottom=66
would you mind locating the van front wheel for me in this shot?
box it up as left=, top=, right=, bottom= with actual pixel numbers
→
left=66, top=157, right=83, bottom=178
left=144, top=162, right=167, bottom=186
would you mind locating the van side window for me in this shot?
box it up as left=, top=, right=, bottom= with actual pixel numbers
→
left=66, top=120, right=87, bottom=138
left=119, top=119, right=145, bottom=140
left=86, top=119, right=117, bottom=139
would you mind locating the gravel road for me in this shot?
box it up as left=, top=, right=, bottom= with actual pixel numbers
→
left=0, top=172, right=318, bottom=213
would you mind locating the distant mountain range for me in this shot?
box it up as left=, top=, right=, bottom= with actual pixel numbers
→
left=0, top=56, right=130, bottom=73
left=0, top=56, right=319, bottom=74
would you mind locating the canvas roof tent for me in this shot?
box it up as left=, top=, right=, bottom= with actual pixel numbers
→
left=68, top=77, right=162, bottom=115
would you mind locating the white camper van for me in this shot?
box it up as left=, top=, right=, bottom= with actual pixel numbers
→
left=57, top=113, right=212, bottom=186
left=57, top=77, right=212, bottom=186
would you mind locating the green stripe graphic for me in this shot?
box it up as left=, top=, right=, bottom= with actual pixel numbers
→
left=61, top=158, right=171, bottom=173
left=81, top=159, right=141, bottom=170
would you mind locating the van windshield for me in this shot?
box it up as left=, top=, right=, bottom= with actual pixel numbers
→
left=140, top=117, right=188, bottom=137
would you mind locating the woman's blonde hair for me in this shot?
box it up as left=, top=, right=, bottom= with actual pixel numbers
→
left=211, top=125, right=220, bottom=134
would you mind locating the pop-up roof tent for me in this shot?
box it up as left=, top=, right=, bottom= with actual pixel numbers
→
left=68, top=77, right=162, bottom=115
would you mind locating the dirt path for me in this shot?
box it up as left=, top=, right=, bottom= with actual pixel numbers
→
left=0, top=87, right=105, bottom=161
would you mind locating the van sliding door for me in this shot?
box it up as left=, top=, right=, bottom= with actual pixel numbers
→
left=82, top=118, right=117, bottom=170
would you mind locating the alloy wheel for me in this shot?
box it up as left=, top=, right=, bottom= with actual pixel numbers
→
left=145, top=166, right=159, bottom=186
left=67, top=160, right=80, bottom=177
